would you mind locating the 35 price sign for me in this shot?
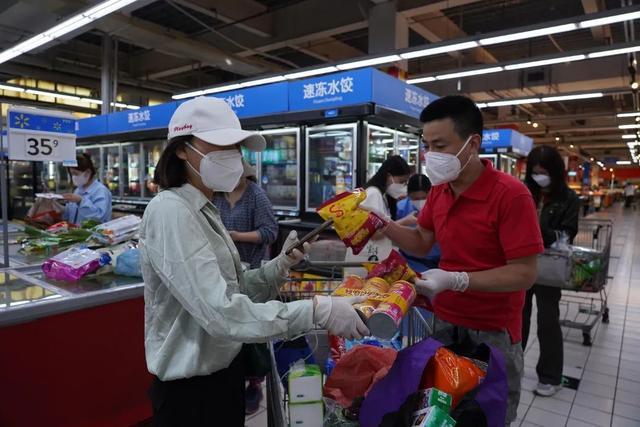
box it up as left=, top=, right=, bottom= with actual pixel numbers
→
left=7, top=107, right=77, bottom=162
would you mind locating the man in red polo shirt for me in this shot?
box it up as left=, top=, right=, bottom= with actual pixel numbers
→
left=382, top=96, right=543, bottom=424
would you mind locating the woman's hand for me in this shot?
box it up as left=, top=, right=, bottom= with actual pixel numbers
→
left=228, top=230, right=240, bottom=241
left=61, top=193, right=82, bottom=204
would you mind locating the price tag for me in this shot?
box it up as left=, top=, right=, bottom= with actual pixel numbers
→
left=7, top=106, right=77, bottom=162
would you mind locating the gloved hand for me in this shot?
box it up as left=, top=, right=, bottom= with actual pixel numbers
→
left=414, top=269, right=469, bottom=300
left=274, top=230, right=310, bottom=277
left=313, top=295, right=370, bottom=340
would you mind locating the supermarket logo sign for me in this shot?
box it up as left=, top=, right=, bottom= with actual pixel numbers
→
left=128, top=110, right=151, bottom=127
left=302, top=76, right=354, bottom=105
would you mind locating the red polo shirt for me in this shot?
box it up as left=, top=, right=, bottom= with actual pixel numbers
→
left=417, top=160, right=543, bottom=343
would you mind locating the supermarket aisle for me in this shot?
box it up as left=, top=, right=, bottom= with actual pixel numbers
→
left=516, top=203, right=640, bottom=427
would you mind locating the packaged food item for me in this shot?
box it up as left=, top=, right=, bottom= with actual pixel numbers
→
left=365, top=250, right=417, bottom=283
left=352, top=277, right=390, bottom=319
left=329, top=334, right=347, bottom=363
left=46, top=221, right=77, bottom=235
left=332, top=275, right=366, bottom=294
left=414, top=388, right=453, bottom=413
left=42, top=247, right=112, bottom=282
left=92, top=215, right=141, bottom=245
left=317, top=189, right=387, bottom=255
left=410, top=406, right=456, bottom=427
left=368, top=280, right=417, bottom=339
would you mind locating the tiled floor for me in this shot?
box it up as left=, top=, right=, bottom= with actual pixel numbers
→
left=246, top=203, right=640, bottom=427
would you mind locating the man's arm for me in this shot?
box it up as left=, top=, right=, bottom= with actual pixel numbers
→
left=383, top=222, right=436, bottom=257
left=467, top=254, right=538, bottom=292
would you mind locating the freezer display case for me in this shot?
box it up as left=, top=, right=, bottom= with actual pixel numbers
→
left=306, top=123, right=357, bottom=210
left=241, top=146, right=259, bottom=168
left=500, top=155, right=517, bottom=177
left=260, top=128, right=300, bottom=211
left=103, top=144, right=121, bottom=196
left=9, top=161, right=36, bottom=218
left=366, top=124, right=395, bottom=180
left=123, top=143, right=142, bottom=198
left=480, top=154, right=498, bottom=167
left=41, top=162, right=72, bottom=193
left=144, top=141, right=163, bottom=197
left=78, top=146, right=103, bottom=182
left=396, top=131, right=420, bottom=173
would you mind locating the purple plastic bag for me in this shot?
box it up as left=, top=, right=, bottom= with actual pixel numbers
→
left=42, top=247, right=111, bottom=282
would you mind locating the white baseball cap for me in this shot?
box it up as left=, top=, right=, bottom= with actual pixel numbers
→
left=168, top=96, right=265, bottom=151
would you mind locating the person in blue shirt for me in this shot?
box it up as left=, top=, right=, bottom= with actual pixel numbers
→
left=395, top=174, right=441, bottom=271
left=61, top=153, right=112, bottom=225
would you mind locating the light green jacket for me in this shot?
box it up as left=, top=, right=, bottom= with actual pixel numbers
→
left=140, top=183, right=313, bottom=380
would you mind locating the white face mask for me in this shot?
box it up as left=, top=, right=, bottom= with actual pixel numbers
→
left=386, top=178, right=407, bottom=199
left=532, top=173, right=551, bottom=188
left=412, top=199, right=426, bottom=210
left=185, top=143, right=243, bottom=192
left=424, top=135, right=474, bottom=186
left=72, top=172, right=89, bottom=188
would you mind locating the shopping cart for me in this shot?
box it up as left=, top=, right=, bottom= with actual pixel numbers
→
left=265, top=258, right=433, bottom=427
left=536, top=219, right=613, bottom=346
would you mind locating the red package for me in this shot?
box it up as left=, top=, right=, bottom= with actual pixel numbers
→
left=329, top=334, right=347, bottom=363
left=365, top=250, right=417, bottom=283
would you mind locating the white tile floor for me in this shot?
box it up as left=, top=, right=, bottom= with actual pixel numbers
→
left=246, top=204, right=640, bottom=427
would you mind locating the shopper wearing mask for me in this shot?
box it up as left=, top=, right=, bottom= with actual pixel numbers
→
left=373, top=96, right=543, bottom=424
left=60, top=153, right=112, bottom=225
left=140, top=97, right=368, bottom=426
left=522, top=145, right=579, bottom=397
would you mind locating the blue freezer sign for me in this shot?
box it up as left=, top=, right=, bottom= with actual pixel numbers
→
left=403, top=87, right=430, bottom=110
left=289, top=69, right=372, bottom=111
left=127, top=109, right=152, bottom=127
left=302, top=75, right=355, bottom=101
left=209, top=82, right=288, bottom=118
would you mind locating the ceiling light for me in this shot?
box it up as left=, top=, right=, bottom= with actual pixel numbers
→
left=526, top=117, right=532, bottom=124
left=240, top=75, right=286, bottom=87
left=622, top=134, right=638, bottom=139
left=617, top=160, right=632, bottom=165
left=505, top=54, right=586, bottom=70
left=580, top=10, right=640, bottom=28
left=284, top=66, right=338, bottom=80
left=81, top=97, right=103, bottom=105
left=570, top=144, right=575, bottom=148
left=172, top=90, right=205, bottom=100
left=619, top=124, right=640, bottom=129
left=590, top=157, right=595, bottom=161
left=407, top=76, right=437, bottom=84
left=436, top=66, right=503, bottom=80
left=84, top=0, right=140, bottom=19
left=400, top=41, right=479, bottom=59
left=26, top=89, right=80, bottom=100
left=532, top=122, right=540, bottom=128
left=588, top=45, right=640, bottom=59
left=555, top=136, right=560, bottom=141
left=479, top=23, right=578, bottom=46
left=541, top=92, right=603, bottom=102
left=202, top=83, right=242, bottom=94
left=633, top=81, right=640, bottom=90
left=476, top=102, right=488, bottom=108
left=336, top=55, right=401, bottom=70
left=609, top=168, right=614, bottom=172
left=618, top=111, right=640, bottom=118
left=0, top=84, right=25, bottom=92
left=486, top=98, right=541, bottom=107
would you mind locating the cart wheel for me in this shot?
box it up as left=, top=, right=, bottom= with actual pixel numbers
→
left=602, top=308, right=610, bottom=324
left=582, top=332, right=592, bottom=346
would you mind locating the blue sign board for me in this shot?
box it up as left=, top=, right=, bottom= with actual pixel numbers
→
left=107, top=102, right=178, bottom=134
left=8, top=111, right=75, bottom=134
left=288, top=68, right=372, bottom=112
left=208, top=81, right=288, bottom=118
left=481, top=129, right=533, bottom=156
left=77, top=115, right=107, bottom=138
left=372, top=70, right=437, bottom=119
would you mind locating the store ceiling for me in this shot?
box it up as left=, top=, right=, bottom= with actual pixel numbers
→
left=0, top=0, right=639, bottom=163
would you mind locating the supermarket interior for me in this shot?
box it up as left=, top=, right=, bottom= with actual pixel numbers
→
left=1, top=1, right=640, bottom=427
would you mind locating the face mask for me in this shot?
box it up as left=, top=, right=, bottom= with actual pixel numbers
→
left=532, top=173, right=551, bottom=188
left=424, top=135, right=474, bottom=186
left=185, top=143, right=243, bottom=192
left=386, top=178, right=407, bottom=199
left=412, top=199, right=426, bottom=210
left=72, top=172, right=89, bottom=187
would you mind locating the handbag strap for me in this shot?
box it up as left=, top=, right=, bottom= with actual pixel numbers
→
left=472, top=344, right=509, bottom=427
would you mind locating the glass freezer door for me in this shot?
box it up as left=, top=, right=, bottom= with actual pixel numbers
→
left=103, top=144, right=122, bottom=197
left=396, top=131, right=420, bottom=174
left=122, top=143, right=142, bottom=198
left=306, top=123, right=357, bottom=211
left=366, top=124, right=395, bottom=180
left=144, top=141, right=163, bottom=198
left=480, top=154, right=498, bottom=167
left=259, top=128, right=300, bottom=211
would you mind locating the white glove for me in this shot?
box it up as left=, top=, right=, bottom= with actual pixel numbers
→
left=313, top=295, right=370, bottom=340
left=274, top=230, right=310, bottom=277
left=414, top=269, right=469, bottom=300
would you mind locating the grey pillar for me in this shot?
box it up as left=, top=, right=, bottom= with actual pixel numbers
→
left=101, top=34, right=113, bottom=114
left=368, top=1, right=408, bottom=70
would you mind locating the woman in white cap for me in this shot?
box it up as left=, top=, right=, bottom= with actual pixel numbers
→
left=140, top=96, right=368, bottom=426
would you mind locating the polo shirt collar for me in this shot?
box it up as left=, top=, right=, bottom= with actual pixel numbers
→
left=453, top=159, right=499, bottom=201
left=174, top=183, right=211, bottom=211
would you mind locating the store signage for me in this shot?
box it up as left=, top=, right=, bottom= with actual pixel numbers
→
left=77, top=114, right=107, bottom=138
left=210, top=82, right=288, bottom=118
left=107, top=102, right=178, bottom=134
left=481, top=129, right=533, bottom=156
left=372, top=70, right=436, bottom=119
left=7, top=106, right=77, bottom=162
left=289, top=68, right=371, bottom=111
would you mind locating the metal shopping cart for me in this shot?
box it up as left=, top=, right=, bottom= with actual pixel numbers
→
left=265, top=257, right=433, bottom=427
left=536, top=219, right=613, bottom=346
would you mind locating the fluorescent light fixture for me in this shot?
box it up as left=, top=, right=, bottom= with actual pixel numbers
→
left=476, top=103, right=488, bottom=108
left=479, top=23, right=577, bottom=46
left=336, top=54, right=400, bottom=70
left=109, top=102, right=139, bottom=109
left=84, top=0, right=140, bottom=19
left=0, top=84, right=25, bottom=92
left=619, top=124, right=640, bottom=129
left=284, top=66, right=338, bottom=80
left=240, top=75, right=286, bottom=87
left=436, top=66, right=503, bottom=80
left=622, top=134, right=638, bottom=139
left=202, top=83, right=242, bottom=94
left=486, top=98, right=541, bottom=107
left=617, top=160, right=632, bottom=165
left=580, top=10, right=640, bottom=28
left=46, top=15, right=94, bottom=39
left=81, top=97, right=103, bottom=105
left=597, top=161, right=604, bottom=167
left=406, top=76, right=437, bottom=84
left=588, top=45, right=640, bottom=58
left=541, top=92, right=603, bottom=102
left=172, top=90, right=205, bottom=100
left=400, top=41, right=479, bottom=59
left=618, top=111, right=640, bottom=118
left=26, top=89, right=80, bottom=100
left=505, top=54, right=586, bottom=70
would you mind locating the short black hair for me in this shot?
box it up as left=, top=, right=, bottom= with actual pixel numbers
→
left=525, top=145, right=568, bottom=203
left=154, top=136, right=192, bottom=190
left=408, top=174, right=431, bottom=194
left=420, top=95, right=483, bottom=140
left=68, top=153, right=96, bottom=179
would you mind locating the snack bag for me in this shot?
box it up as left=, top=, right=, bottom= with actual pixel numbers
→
left=365, top=250, right=417, bottom=283
left=421, top=347, right=486, bottom=409
left=317, top=189, right=387, bottom=255
left=42, top=247, right=112, bottom=282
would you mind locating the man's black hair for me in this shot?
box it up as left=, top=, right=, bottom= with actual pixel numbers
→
left=419, top=95, right=483, bottom=139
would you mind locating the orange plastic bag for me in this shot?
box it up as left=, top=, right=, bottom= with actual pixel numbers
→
left=421, top=347, right=486, bottom=408
left=317, top=189, right=387, bottom=255
left=324, top=345, right=397, bottom=408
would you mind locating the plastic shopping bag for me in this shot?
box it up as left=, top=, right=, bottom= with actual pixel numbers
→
left=26, top=198, right=64, bottom=227
left=114, top=248, right=142, bottom=277
left=42, top=247, right=112, bottom=282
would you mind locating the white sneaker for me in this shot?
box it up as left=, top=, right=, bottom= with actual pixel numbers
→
left=534, top=383, right=562, bottom=397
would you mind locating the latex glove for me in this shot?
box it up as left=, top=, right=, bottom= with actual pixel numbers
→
left=414, top=269, right=469, bottom=300
left=313, top=295, right=370, bottom=340
left=274, top=230, right=310, bottom=277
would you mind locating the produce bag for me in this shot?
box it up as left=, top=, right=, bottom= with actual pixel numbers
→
left=324, top=345, right=397, bottom=408
left=42, top=247, right=112, bottom=282
left=114, top=248, right=142, bottom=277
left=25, top=198, right=64, bottom=227
left=317, top=189, right=387, bottom=255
